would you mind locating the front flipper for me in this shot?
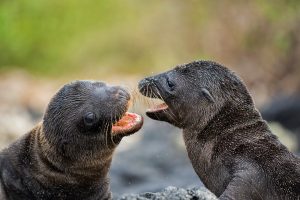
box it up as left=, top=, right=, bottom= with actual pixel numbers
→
left=219, top=176, right=263, bottom=200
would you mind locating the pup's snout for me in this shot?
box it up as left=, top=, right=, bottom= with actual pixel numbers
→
left=138, top=78, right=152, bottom=93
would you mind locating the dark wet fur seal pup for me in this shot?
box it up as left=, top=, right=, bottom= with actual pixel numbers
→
left=0, top=81, right=143, bottom=200
left=139, top=60, right=300, bottom=200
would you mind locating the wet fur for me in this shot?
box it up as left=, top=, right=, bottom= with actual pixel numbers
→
left=0, top=81, right=131, bottom=200
left=139, top=60, right=300, bottom=200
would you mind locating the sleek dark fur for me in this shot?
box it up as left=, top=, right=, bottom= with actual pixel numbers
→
left=0, top=81, right=135, bottom=200
left=139, top=60, right=300, bottom=200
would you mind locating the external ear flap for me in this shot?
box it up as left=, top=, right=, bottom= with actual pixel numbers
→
left=200, top=88, right=215, bottom=103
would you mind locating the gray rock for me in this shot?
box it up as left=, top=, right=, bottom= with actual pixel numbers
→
left=116, top=186, right=217, bottom=200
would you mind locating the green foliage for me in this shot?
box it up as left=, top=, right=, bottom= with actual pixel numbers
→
left=0, top=0, right=299, bottom=77
left=0, top=0, right=126, bottom=74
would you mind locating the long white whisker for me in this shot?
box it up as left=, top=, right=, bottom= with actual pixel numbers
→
left=155, top=89, right=179, bottom=123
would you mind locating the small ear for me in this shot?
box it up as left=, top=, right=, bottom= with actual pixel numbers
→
left=200, top=88, right=215, bottom=103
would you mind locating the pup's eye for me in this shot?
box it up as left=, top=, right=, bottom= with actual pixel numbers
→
left=83, top=112, right=97, bottom=126
left=167, top=77, right=175, bottom=91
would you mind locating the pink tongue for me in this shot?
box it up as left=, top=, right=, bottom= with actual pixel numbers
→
left=113, top=113, right=135, bottom=128
left=112, top=112, right=143, bottom=136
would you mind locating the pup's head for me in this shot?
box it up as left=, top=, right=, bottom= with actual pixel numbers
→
left=43, top=81, right=143, bottom=159
left=139, top=60, right=252, bottom=128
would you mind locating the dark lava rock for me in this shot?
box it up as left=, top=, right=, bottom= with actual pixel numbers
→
left=116, top=186, right=217, bottom=200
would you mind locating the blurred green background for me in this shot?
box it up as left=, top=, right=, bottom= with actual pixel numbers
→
left=0, top=0, right=299, bottom=84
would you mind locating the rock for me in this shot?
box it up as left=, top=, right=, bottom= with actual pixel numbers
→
left=116, top=186, right=217, bottom=200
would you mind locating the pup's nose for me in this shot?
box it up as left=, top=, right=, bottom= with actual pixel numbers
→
left=138, top=78, right=152, bottom=92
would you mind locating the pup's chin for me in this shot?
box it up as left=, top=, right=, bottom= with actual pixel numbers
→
left=146, top=103, right=169, bottom=121
left=145, top=103, right=180, bottom=127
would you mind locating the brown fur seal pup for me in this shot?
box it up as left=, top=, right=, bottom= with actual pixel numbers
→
left=138, top=60, right=300, bottom=200
left=0, top=80, right=143, bottom=200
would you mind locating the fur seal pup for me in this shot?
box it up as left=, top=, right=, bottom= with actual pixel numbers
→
left=139, top=60, right=300, bottom=200
left=0, top=80, right=143, bottom=200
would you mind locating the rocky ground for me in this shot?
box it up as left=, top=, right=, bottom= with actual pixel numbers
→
left=116, top=186, right=217, bottom=200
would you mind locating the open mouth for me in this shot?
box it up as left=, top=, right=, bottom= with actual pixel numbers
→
left=146, top=101, right=169, bottom=114
left=138, top=79, right=175, bottom=122
left=112, top=112, right=143, bottom=136
left=143, top=97, right=173, bottom=122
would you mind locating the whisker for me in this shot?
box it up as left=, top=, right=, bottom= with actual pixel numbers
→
left=104, top=122, right=109, bottom=149
left=111, top=109, right=117, bottom=146
left=109, top=112, right=114, bottom=146
left=155, top=89, right=179, bottom=123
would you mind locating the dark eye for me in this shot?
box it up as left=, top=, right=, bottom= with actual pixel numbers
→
left=167, top=77, right=175, bottom=91
left=83, top=112, right=97, bottom=127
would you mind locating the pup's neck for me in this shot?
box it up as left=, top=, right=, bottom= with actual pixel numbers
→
left=183, top=102, right=266, bottom=143
left=31, top=125, right=112, bottom=195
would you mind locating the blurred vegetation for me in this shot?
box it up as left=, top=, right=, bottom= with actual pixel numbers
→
left=0, top=0, right=299, bottom=82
